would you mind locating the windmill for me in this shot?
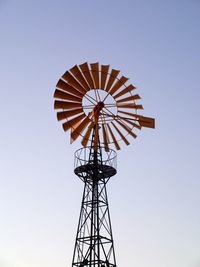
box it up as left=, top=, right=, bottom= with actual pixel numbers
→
left=54, top=62, right=155, bottom=267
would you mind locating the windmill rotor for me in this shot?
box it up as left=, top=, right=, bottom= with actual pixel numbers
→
left=54, top=62, right=155, bottom=151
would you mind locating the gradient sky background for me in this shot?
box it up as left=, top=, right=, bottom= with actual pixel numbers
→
left=0, top=1, right=200, bottom=267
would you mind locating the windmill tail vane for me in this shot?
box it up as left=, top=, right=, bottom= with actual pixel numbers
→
left=53, top=62, right=155, bottom=267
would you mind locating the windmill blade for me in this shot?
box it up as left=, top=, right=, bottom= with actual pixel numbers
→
left=100, top=112, right=110, bottom=143
left=102, top=124, right=109, bottom=152
left=71, top=116, right=91, bottom=143
left=79, top=62, right=95, bottom=89
left=105, top=69, right=120, bottom=92
left=69, top=65, right=90, bottom=91
left=118, top=110, right=145, bottom=120
left=100, top=65, right=109, bottom=90
left=54, top=100, right=82, bottom=110
left=116, top=94, right=141, bottom=103
left=90, top=62, right=99, bottom=89
left=62, top=113, right=86, bottom=131
left=117, top=103, right=144, bottom=109
left=56, top=79, right=84, bottom=98
left=113, top=84, right=136, bottom=99
left=102, top=112, right=141, bottom=130
left=104, top=123, right=110, bottom=143
left=57, top=108, right=83, bottom=121
left=118, top=111, right=155, bottom=128
left=107, top=124, right=120, bottom=150
left=118, top=110, right=139, bottom=118
left=62, top=71, right=87, bottom=95
left=81, top=122, right=94, bottom=147
left=109, top=76, right=129, bottom=96
left=54, top=89, right=82, bottom=102
left=115, top=120, right=137, bottom=139
left=111, top=122, right=130, bottom=145
left=137, top=116, right=155, bottom=128
left=116, top=116, right=141, bottom=130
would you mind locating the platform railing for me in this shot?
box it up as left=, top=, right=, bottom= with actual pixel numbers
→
left=74, top=147, right=117, bottom=174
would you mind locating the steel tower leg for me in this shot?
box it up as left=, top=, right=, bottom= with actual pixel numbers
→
left=72, top=146, right=117, bottom=267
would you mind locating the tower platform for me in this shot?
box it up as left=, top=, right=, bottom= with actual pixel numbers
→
left=74, top=147, right=117, bottom=181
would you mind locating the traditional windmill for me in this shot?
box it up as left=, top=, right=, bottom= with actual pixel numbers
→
left=54, top=62, right=155, bottom=267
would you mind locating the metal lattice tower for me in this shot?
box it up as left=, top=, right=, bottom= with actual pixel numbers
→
left=73, top=134, right=117, bottom=267
left=53, top=62, right=155, bottom=267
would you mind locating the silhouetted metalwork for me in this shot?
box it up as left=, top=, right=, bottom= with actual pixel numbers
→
left=73, top=132, right=117, bottom=267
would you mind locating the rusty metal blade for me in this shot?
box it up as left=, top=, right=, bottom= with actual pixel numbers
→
left=71, top=116, right=91, bottom=143
left=69, top=65, right=90, bottom=91
left=100, top=65, right=109, bottom=90
left=54, top=100, right=82, bottom=110
left=104, top=123, right=110, bottom=143
left=62, top=71, right=86, bottom=95
left=116, top=94, right=141, bottom=103
left=57, top=109, right=83, bottom=121
left=105, top=69, right=120, bottom=92
left=107, top=124, right=120, bottom=150
left=116, top=116, right=141, bottom=130
left=54, top=89, right=82, bottom=102
left=113, top=84, right=136, bottom=99
left=118, top=110, right=139, bottom=118
left=62, top=113, right=85, bottom=131
left=79, top=62, right=95, bottom=88
left=56, top=79, right=84, bottom=98
left=82, top=122, right=94, bottom=147
left=102, top=124, right=109, bottom=152
left=118, top=110, right=155, bottom=128
left=137, top=116, right=155, bottom=128
left=109, top=76, right=129, bottom=96
left=117, top=103, right=144, bottom=109
left=111, top=122, right=130, bottom=145
left=115, top=120, right=137, bottom=139
left=90, top=62, right=99, bottom=89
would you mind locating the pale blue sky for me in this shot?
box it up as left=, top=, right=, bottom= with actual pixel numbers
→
left=0, top=1, right=200, bottom=267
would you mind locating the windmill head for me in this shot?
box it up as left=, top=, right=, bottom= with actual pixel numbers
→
left=54, top=62, right=155, bottom=151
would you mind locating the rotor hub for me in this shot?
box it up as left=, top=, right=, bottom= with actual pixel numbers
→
left=93, top=101, right=104, bottom=112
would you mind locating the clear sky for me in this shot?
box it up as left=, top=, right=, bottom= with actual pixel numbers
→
left=0, top=1, right=200, bottom=267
